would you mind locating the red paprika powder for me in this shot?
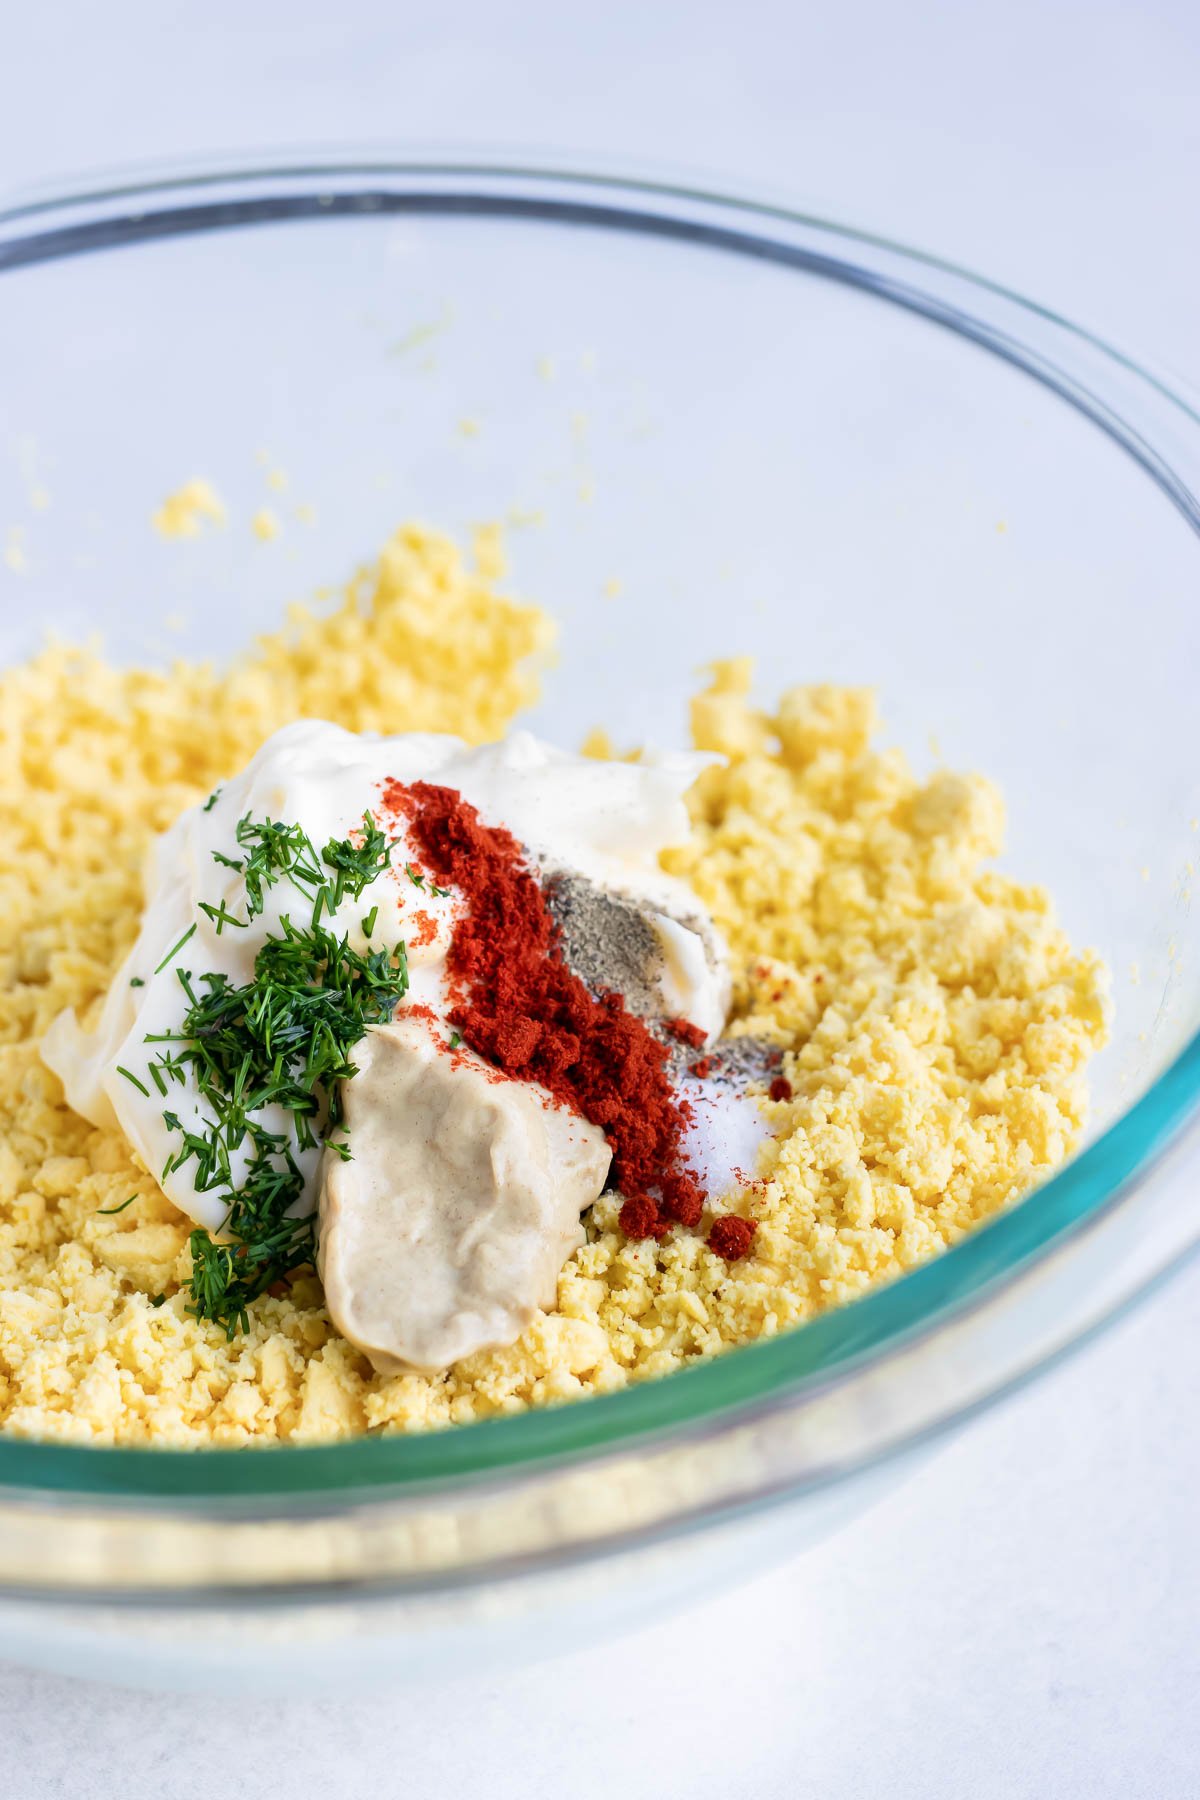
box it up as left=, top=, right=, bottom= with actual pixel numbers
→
left=707, top=1215, right=757, bottom=1261
left=383, top=778, right=740, bottom=1248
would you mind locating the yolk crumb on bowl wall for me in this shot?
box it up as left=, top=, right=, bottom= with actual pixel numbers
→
left=0, top=525, right=1108, bottom=1446
left=151, top=478, right=227, bottom=539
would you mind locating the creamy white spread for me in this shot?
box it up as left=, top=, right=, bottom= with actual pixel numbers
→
left=42, top=721, right=734, bottom=1256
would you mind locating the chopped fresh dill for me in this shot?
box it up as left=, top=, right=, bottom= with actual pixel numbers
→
left=155, top=922, right=197, bottom=974
left=320, top=813, right=394, bottom=910
left=361, top=903, right=379, bottom=938
left=449, top=1030, right=462, bottom=1050
left=406, top=860, right=451, bottom=900
left=148, top=814, right=408, bottom=1337
left=129, top=976, right=145, bottom=988
left=200, top=810, right=396, bottom=932
left=96, top=1194, right=138, bottom=1215
left=203, top=787, right=223, bottom=812
left=116, top=1065, right=150, bottom=1097
left=198, top=898, right=247, bottom=935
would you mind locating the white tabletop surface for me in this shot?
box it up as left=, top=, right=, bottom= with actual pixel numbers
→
left=2, top=3, right=1198, bottom=1795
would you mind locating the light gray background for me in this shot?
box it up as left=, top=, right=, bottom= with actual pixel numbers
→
left=2, top=3, right=1198, bottom=1795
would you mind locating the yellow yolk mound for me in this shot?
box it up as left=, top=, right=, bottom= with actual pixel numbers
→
left=0, top=532, right=1108, bottom=1443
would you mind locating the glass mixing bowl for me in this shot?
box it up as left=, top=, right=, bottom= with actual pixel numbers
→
left=2, top=154, right=1199, bottom=1694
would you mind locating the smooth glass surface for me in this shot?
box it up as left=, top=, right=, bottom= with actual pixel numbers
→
left=1, top=160, right=1198, bottom=1659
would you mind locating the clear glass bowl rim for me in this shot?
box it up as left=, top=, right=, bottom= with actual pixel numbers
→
left=2, top=149, right=1199, bottom=1506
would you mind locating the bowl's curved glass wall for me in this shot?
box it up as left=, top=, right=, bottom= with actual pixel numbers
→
left=0, top=162, right=1197, bottom=1565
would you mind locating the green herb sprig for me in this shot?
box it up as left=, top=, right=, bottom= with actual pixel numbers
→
left=404, top=860, right=452, bottom=899
left=147, top=813, right=407, bottom=1336
left=96, top=1194, right=138, bottom=1215
left=214, top=811, right=396, bottom=931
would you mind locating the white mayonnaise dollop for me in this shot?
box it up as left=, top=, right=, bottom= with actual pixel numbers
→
left=42, top=720, right=728, bottom=1233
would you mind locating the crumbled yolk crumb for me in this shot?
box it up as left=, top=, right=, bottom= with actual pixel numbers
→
left=580, top=727, right=615, bottom=761
left=471, top=522, right=506, bottom=583
left=252, top=507, right=281, bottom=542
left=152, top=478, right=226, bottom=538
left=4, top=527, right=27, bottom=574
left=0, top=532, right=1108, bottom=1444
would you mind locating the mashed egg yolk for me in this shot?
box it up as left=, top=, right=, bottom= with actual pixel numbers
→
left=0, top=526, right=1108, bottom=1443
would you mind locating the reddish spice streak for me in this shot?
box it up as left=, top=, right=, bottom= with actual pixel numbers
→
left=618, top=1193, right=671, bottom=1240
left=768, top=1076, right=793, bottom=1103
left=691, top=1056, right=713, bottom=1080
left=382, top=779, right=704, bottom=1240
left=709, top=1216, right=758, bottom=1261
left=663, top=1017, right=707, bottom=1050
left=410, top=909, right=437, bottom=948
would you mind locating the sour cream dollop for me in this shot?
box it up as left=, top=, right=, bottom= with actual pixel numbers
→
left=42, top=721, right=730, bottom=1234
